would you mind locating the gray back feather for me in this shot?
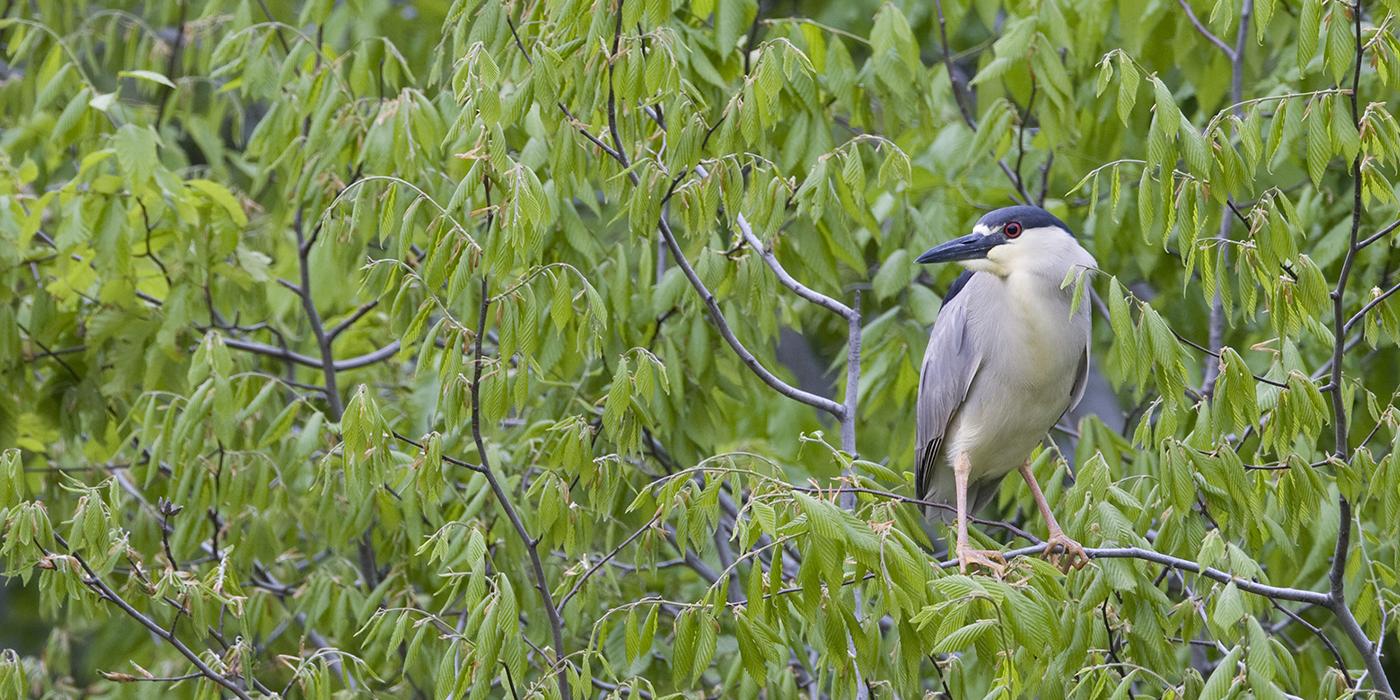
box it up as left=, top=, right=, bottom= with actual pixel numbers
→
left=914, top=275, right=982, bottom=505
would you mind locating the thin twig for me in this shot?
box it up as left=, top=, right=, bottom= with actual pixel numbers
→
left=1176, top=0, right=1237, bottom=59
left=48, top=537, right=255, bottom=700
left=557, top=513, right=663, bottom=611
left=1356, top=219, right=1399, bottom=250
left=1201, top=0, right=1253, bottom=397
left=655, top=216, right=845, bottom=418
left=945, top=545, right=1328, bottom=604
left=1342, top=282, right=1400, bottom=334
left=606, top=0, right=630, bottom=170
left=471, top=275, right=571, bottom=699
left=327, top=300, right=379, bottom=341
left=1268, top=598, right=1352, bottom=687
left=1325, top=1, right=1395, bottom=695
left=930, top=0, right=1033, bottom=204
left=727, top=188, right=854, bottom=320
left=222, top=338, right=400, bottom=371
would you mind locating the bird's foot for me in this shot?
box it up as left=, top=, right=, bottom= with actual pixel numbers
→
left=955, top=546, right=1006, bottom=576
left=1043, top=529, right=1089, bottom=571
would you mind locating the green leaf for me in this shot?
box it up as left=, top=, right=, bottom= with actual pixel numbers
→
left=112, top=124, right=158, bottom=186
left=118, top=69, right=176, bottom=89
left=1117, top=54, right=1140, bottom=124
left=187, top=179, right=249, bottom=226
left=1213, top=581, right=1245, bottom=627
left=872, top=249, right=912, bottom=301
left=933, top=619, right=996, bottom=654
left=1200, top=646, right=1243, bottom=700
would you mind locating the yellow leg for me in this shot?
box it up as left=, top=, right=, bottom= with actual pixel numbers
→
left=953, top=452, right=1005, bottom=575
left=1018, top=461, right=1088, bottom=571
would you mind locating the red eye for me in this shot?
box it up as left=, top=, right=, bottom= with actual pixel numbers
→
left=1004, top=222, right=1023, bottom=238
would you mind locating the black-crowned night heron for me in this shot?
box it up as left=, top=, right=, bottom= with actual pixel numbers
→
left=913, top=205, right=1096, bottom=574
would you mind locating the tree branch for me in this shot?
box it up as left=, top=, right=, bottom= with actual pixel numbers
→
left=729, top=204, right=854, bottom=320
left=291, top=210, right=344, bottom=419
left=48, top=538, right=255, bottom=700
left=841, top=289, right=861, bottom=457
left=1176, top=0, right=1238, bottom=59
left=655, top=216, right=846, bottom=418
left=1324, top=2, right=1394, bottom=695
left=606, top=0, right=630, bottom=170
left=222, top=338, right=401, bottom=371
left=557, top=512, right=663, bottom=612
left=1342, top=281, right=1399, bottom=334
left=1356, top=218, right=1399, bottom=250
left=943, top=545, right=1329, bottom=604
left=470, top=275, right=570, bottom=699
left=327, top=300, right=380, bottom=341
left=1268, top=598, right=1351, bottom=687
left=1201, top=0, right=1253, bottom=396
left=930, top=0, right=1034, bottom=204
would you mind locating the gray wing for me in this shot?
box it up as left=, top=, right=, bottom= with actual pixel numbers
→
left=914, top=283, right=982, bottom=502
left=1068, top=345, right=1090, bottom=409
left=1063, top=306, right=1092, bottom=415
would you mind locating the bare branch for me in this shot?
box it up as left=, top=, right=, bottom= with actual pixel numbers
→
left=606, top=0, right=630, bottom=171
left=727, top=193, right=854, bottom=320
left=1324, top=2, right=1395, bottom=695
left=291, top=209, right=344, bottom=419
left=930, top=0, right=1034, bottom=204
left=102, top=670, right=205, bottom=684
left=655, top=216, right=846, bottom=418
left=1343, top=282, right=1400, bottom=334
left=1356, top=219, right=1399, bottom=250
left=841, top=290, right=861, bottom=457
left=1268, top=599, right=1352, bottom=687
left=1176, top=0, right=1238, bottom=59
left=222, top=338, right=401, bottom=371
left=942, top=545, right=1330, bottom=605
left=471, top=275, right=571, bottom=699
left=327, top=300, right=380, bottom=341
left=49, top=538, right=255, bottom=700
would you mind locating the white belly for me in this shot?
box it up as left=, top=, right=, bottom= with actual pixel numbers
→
left=946, top=274, right=1085, bottom=482
left=944, top=361, right=1075, bottom=481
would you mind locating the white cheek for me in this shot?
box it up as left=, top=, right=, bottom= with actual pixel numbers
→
left=990, top=237, right=1052, bottom=272
left=980, top=244, right=1021, bottom=273
left=960, top=257, right=1006, bottom=275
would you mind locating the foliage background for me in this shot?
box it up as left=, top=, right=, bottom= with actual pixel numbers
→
left=1, top=0, right=1399, bottom=697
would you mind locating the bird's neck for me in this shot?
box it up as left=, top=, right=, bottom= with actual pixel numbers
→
left=999, top=240, right=1097, bottom=294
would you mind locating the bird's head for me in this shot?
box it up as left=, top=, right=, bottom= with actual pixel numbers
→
left=916, top=205, right=1089, bottom=278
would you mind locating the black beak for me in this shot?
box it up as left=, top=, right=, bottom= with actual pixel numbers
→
left=915, top=232, right=1006, bottom=264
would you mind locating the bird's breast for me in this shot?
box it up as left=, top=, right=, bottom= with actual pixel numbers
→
left=947, top=275, right=1088, bottom=480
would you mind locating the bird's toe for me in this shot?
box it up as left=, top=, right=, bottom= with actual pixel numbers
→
left=1044, top=532, right=1089, bottom=572
left=956, top=546, right=1007, bottom=576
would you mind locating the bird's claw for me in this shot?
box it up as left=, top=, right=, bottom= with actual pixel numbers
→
left=1043, top=530, right=1089, bottom=571
left=956, top=546, right=1007, bottom=576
